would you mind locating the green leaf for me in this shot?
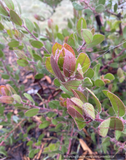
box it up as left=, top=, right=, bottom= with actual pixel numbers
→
left=54, top=78, right=60, bottom=87
left=117, top=68, right=125, bottom=83
left=71, top=89, right=87, bottom=103
left=24, top=93, right=35, bottom=104
left=17, top=59, right=28, bottom=67
left=77, top=17, right=87, bottom=37
left=8, top=40, right=19, bottom=47
left=0, top=22, right=4, bottom=30
left=25, top=108, right=39, bottom=117
left=94, top=79, right=105, bottom=87
left=98, top=118, right=110, bottom=137
left=52, top=42, right=62, bottom=56
left=12, top=94, right=22, bottom=103
left=71, top=97, right=83, bottom=109
left=62, top=80, right=81, bottom=92
left=123, top=26, right=126, bottom=40
left=30, top=40, right=43, bottom=49
left=82, top=77, right=93, bottom=87
left=73, top=2, right=83, bottom=10
left=123, top=42, right=126, bottom=48
left=35, top=73, right=44, bottom=79
left=115, top=130, right=122, bottom=140
left=74, top=117, right=86, bottom=130
left=57, top=33, right=64, bottom=41
left=76, top=53, right=90, bottom=73
left=114, top=3, right=117, bottom=12
left=104, top=73, right=115, bottom=81
left=87, top=34, right=105, bottom=48
left=10, top=10, right=22, bottom=26
left=33, top=53, right=42, bottom=62
left=82, top=29, right=93, bottom=44
left=84, top=68, right=94, bottom=79
left=0, top=49, right=4, bottom=57
left=45, top=57, right=55, bottom=75
left=86, top=87, right=101, bottom=112
left=25, top=18, right=34, bottom=32
left=0, top=2, right=9, bottom=16
left=83, top=103, right=95, bottom=120
left=103, top=90, right=125, bottom=117
left=110, top=117, right=124, bottom=131
left=96, top=4, right=105, bottom=13
left=99, top=0, right=105, bottom=5
left=39, top=121, right=50, bottom=129
left=2, top=74, right=9, bottom=79
left=4, top=0, right=14, bottom=10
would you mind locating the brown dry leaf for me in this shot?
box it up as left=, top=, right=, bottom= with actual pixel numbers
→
left=23, top=79, right=28, bottom=84
left=45, top=75, right=52, bottom=84
left=26, top=74, right=34, bottom=79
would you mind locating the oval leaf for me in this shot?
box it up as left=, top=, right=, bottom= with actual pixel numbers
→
left=10, top=10, right=22, bottom=26
left=98, top=118, right=110, bottom=137
left=110, top=117, right=124, bottom=131
left=25, top=108, right=39, bottom=117
left=77, top=17, right=87, bottom=37
left=83, top=103, right=95, bottom=120
left=45, top=57, right=55, bottom=75
left=30, top=40, right=43, bottom=49
left=82, top=29, right=93, bottom=44
left=0, top=96, right=14, bottom=104
left=86, top=87, right=101, bottom=112
left=62, top=80, right=81, bottom=91
left=17, top=59, right=28, bottom=67
left=76, top=53, right=90, bottom=73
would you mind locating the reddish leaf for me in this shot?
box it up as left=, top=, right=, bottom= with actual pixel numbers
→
left=63, top=49, right=76, bottom=77
left=50, top=55, right=65, bottom=82
left=63, top=43, right=75, bottom=56
left=0, top=96, right=14, bottom=104
left=0, top=85, right=10, bottom=96
left=71, top=89, right=87, bottom=103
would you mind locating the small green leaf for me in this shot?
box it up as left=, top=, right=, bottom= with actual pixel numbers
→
left=0, top=49, right=4, bottom=57
left=10, top=10, right=22, bottom=26
left=82, top=77, right=93, bottom=87
left=12, top=94, right=22, bottom=103
left=0, top=2, right=9, bottom=16
left=54, top=78, right=60, bottom=87
left=104, top=73, right=115, bottom=81
left=76, top=53, right=90, bottom=73
left=115, top=130, right=122, bottom=140
left=0, top=22, right=4, bottom=30
left=25, top=108, right=39, bottom=117
left=83, top=103, right=95, bottom=120
left=117, top=68, right=125, bottom=83
left=17, top=59, right=28, bottom=67
left=74, top=117, right=86, bottom=130
left=30, top=40, right=43, bottom=49
left=24, top=93, right=35, bottom=104
left=94, top=79, right=105, bottom=87
left=2, top=74, right=9, bottom=79
left=35, top=73, right=44, bottom=79
left=114, top=3, right=117, bottom=12
left=71, top=97, right=83, bottom=109
left=86, top=87, right=101, bottom=112
left=62, top=80, right=81, bottom=91
left=123, top=26, right=126, bottom=40
left=96, top=4, right=105, bottom=13
left=73, top=2, right=83, bottom=10
left=123, top=42, right=126, bottom=48
left=25, top=18, right=34, bottom=32
left=77, top=17, right=87, bottom=37
left=98, top=118, right=110, bottom=137
left=8, top=40, right=19, bottom=47
left=82, top=29, right=93, bottom=44
left=99, top=0, right=105, bottom=5
left=72, top=89, right=87, bottom=103
left=4, top=0, right=14, bottom=10
left=84, top=68, right=94, bottom=79
left=87, top=34, right=105, bottom=48
left=39, top=121, right=50, bottom=129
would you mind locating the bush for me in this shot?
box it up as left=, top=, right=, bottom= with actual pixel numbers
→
left=0, top=0, right=126, bottom=159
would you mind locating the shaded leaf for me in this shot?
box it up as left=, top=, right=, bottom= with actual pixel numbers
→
left=94, top=79, right=105, bottom=87
left=71, top=89, right=87, bottom=103
left=17, top=59, right=28, bottom=67
left=74, top=117, right=86, bottom=130
left=62, top=80, right=81, bottom=91
left=110, top=117, right=124, bottom=131
left=82, top=29, right=93, bottom=44
left=0, top=22, right=4, bottom=30
left=86, top=87, right=101, bottom=112
left=10, top=10, right=22, bottom=26
left=73, top=2, right=83, bottom=10
left=30, top=40, right=43, bottom=49
left=39, top=121, right=50, bottom=129
left=82, top=77, right=93, bottom=87
left=25, top=108, right=39, bottom=117
left=8, top=40, right=19, bottom=47
left=96, top=4, right=105, bottom=13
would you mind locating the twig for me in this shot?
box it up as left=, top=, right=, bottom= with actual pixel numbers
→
left=0, top=119, right=25, bottom=146
left=77, top=41, right=86, bottom=52
left=57, top=135, right=63, bottom=159
left=100, top=48, right=125, bottom=72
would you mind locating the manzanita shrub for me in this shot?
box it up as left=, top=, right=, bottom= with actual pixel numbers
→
left=0, top=0, right=126, bottom=159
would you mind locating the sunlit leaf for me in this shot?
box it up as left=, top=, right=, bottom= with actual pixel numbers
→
left=10, top=10, right=22, bottom=26
left=98, top=118, right=110, bottom=137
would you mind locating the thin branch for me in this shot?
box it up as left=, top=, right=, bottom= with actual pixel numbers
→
left=100, top=48, right=125, bottom=72
left=77, top=41, right=86, bottom=52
